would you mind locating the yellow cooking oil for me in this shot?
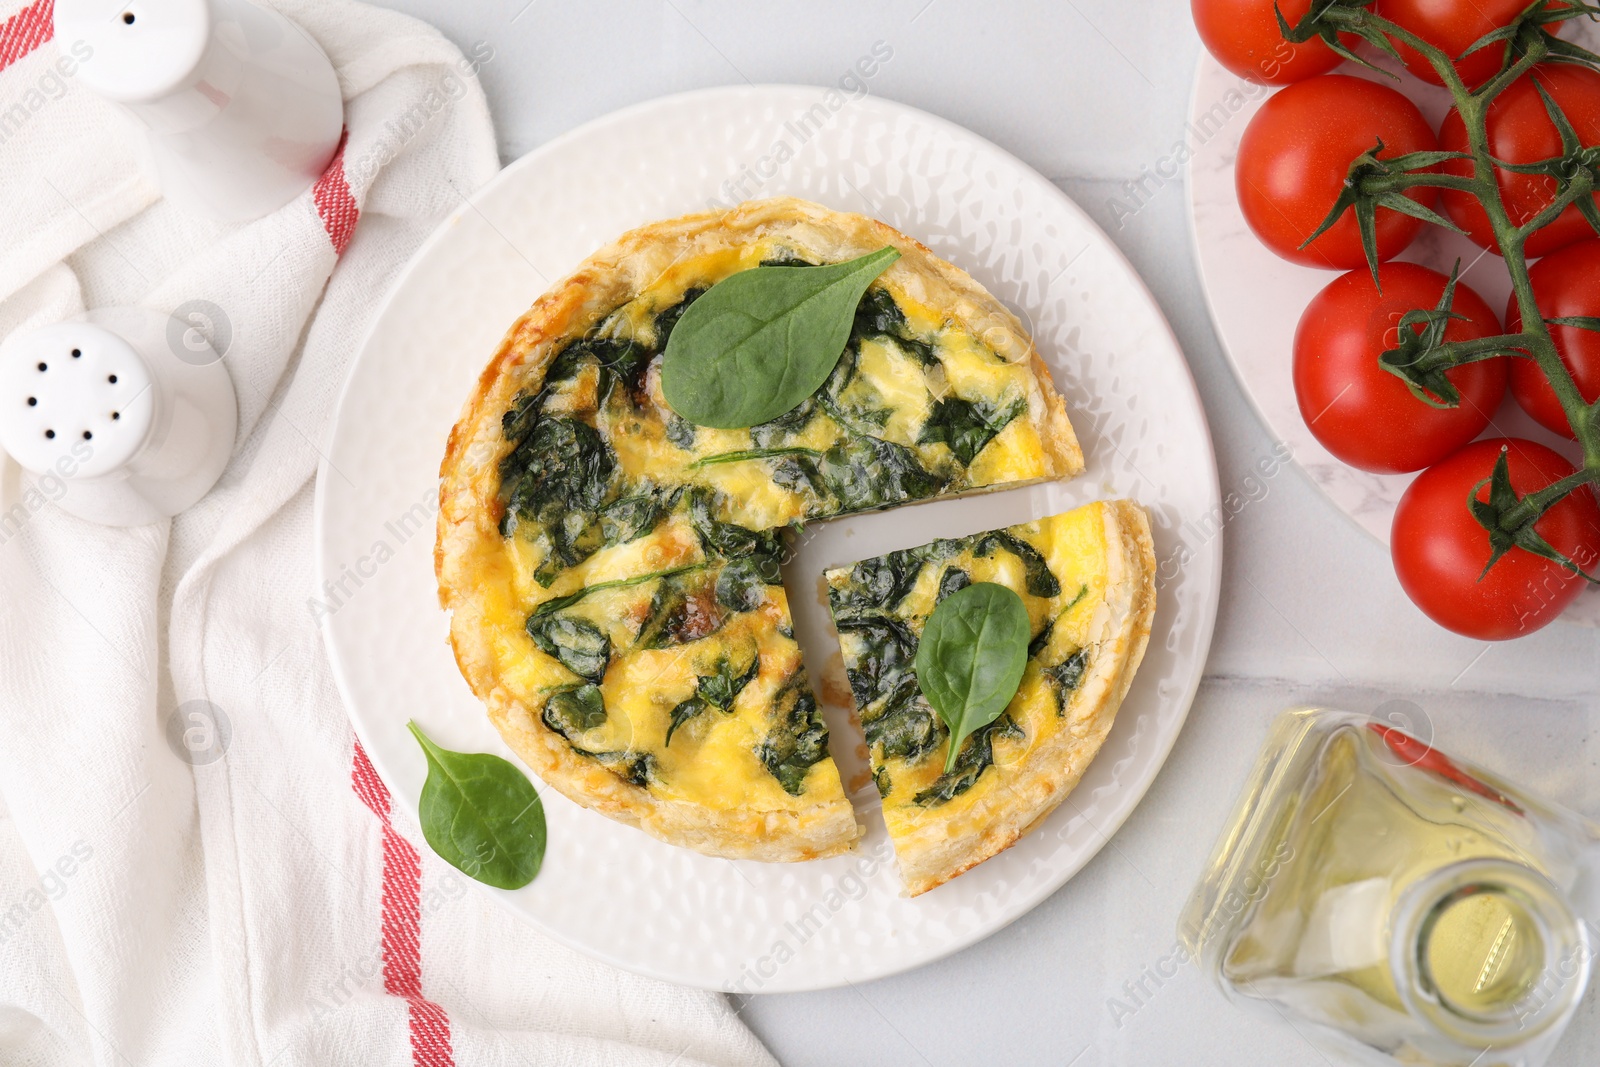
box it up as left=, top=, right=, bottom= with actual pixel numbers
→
left=1180, top=708, right=1596, bottom=1067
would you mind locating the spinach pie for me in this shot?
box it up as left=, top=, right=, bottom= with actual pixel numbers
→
left=436, top=197, right=1083, bottom=862
left=825, top=502, right=1155, bottom=894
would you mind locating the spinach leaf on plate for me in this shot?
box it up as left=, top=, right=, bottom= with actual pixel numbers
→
left=406, top=722, right=546, bottom=890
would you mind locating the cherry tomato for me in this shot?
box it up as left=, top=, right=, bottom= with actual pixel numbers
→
left=1439, top=65, right=1600, bottom=259
left=1236, top=75, right=1439, bottom=269
left=1374, top=0, right=1537, bottom=88
left=1506, top=237, right=1600, bottom=438
left=1294, top=263, right=1507, bottom=473
left=1391, top=437, right=1600, bottom=639
left=1193, top=0, right=1354, bottom=85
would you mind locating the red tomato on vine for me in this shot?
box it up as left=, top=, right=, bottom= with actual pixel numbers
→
left=1294, top=263, right=1507, bottom=474
left=1374, top=0, right=1542, bottom=88
left=1439, top=65, right=1600, bottom=259
left=1236, top=75, right=1439, bottom=269
left=1506, top=238, right=1600, bottom=438
left=1391, top=438, right=1600, bottom=639
left=1193, top=0, right=1355, bottom=84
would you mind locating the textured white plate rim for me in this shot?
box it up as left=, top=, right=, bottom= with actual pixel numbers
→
left=315, top=83, right=1222, bottom=991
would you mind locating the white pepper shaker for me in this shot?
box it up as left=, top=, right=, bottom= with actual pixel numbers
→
left=55, top=0, right=344, bottom=222
left=0, top=308, right=237, bottom=527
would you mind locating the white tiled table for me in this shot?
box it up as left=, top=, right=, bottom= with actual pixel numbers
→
left=378, top=2, right=1600, bottom=1062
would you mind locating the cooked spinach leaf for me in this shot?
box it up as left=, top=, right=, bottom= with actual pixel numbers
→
left=501, top=417, right=615, bottom=556
left=851, top=286, right=939, bottom=365
left=973, top=530, right=1061, bottom=598
left=1027, top=619, right=1055, bottom=660
left=664, top=412, right=698, bottom=449
left=832, top=613, right=918, bottom=708
left=600, top=487, right=671, bottom=547
left=913, top=715, right=1023, bottom=806
left=543, top=683, right=606, bottom=737
left=715, top=556, right=780, bottom=612
left=687, top=490, right=785, bottom=562
left=539, top=687, right=655, bottom=786
left=665, top=652, right=760, bottom=745
left=819, top=435, right=945, bottom=513
left=531, top=563, right=706, bottom=617
left=832, top=551, right=926, bottom=615
left=525, top=613, right=610, bottom=682
left=862, top=676, right=941, bottom=763
left=407, top=722, right=546, bottom=890
left=749, top=397, right=821, bottom=447
left=917, top=396, right=1026, bottom=466
left=634, top=569, right=725, bottom=650
left=936, top=565, right=972, bottom=603
left=651, top=287, right=706, bottom=350
left=1043, top=647, right=1091, bottom=715
left=756, top=677, right=830, bottom=796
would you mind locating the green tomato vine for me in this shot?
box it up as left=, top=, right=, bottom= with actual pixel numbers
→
left=1282, top=0, right=1600, bottom=580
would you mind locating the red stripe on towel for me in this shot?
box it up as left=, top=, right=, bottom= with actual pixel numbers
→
left=352, top=738, right=456, bottom=1067
left=2, top=0, right=53, bottom=73
left=314, top=128, right=358, bottom=255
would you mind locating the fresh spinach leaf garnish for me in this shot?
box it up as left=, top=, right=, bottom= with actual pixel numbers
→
left=665, top=651, right=760, bottom=745
left=914, top=581, right=1031, bottom=773
left=756, top=676, right=831, bottom=796
left=918, top=396, right=1026, bottom=466
left=913, top=715, right=1023, bottom=806
left=1043, top=647, right=1091, bottom=715
left=973, top=530, right=1061, bottom=598
left=660, top=247, right=900, bottom=429
left=406, top=722, right=546, bottom=890
left=525, top=612, right=610, bottom=681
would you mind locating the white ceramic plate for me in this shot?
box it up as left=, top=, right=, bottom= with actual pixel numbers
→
left=316, top=85, right=1221, bottom=992
left=1188, top=34, right=1600, bottom=626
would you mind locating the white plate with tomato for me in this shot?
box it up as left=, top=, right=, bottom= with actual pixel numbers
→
left=1189, top=0, right=1600, bottom=639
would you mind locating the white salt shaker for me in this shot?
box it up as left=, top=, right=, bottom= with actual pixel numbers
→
left=0, top=308, right=237, bottom=527
left=55, top=0, right=344, bottom=222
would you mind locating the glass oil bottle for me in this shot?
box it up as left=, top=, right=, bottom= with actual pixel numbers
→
left=1181, top=707, right=1598, bottom=1066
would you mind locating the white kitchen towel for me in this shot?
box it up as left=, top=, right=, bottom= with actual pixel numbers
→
left=0, top=2, right=777, bottom=1065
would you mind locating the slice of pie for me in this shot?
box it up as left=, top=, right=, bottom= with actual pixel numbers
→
left=435, top=197, right=1083, bottom=862
left=825, top=501, right=1155, bottom=894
